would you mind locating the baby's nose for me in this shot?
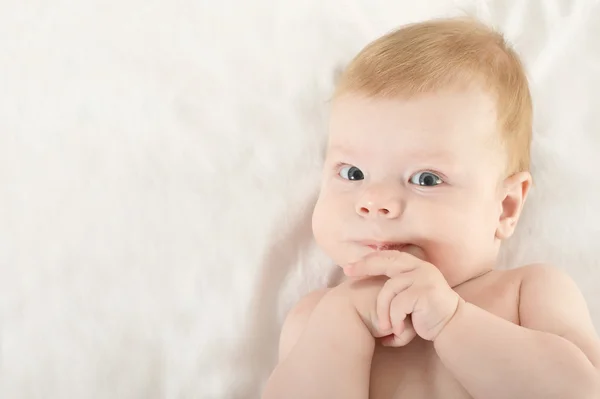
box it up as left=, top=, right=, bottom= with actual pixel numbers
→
left=356, top=186, right=404, bottom=219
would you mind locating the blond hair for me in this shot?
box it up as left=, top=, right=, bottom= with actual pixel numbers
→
left=334, top=17, right=532, bottom=175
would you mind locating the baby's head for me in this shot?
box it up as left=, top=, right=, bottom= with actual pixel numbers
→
left=312, top=17, right=533, bottom=287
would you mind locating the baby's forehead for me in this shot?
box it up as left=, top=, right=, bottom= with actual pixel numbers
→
left=327, top=92, right=507, bottom=172
left=330, top=91, right=500, bottom=146
left=327, top=140, right=463, bottom=161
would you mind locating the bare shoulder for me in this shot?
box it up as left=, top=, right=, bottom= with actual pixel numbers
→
left=516, top=262, right=589, bottom=308
left=517, top=263, right=600, bottom=367
left=516, top=263, right=590, bottom=325
left=278, top=288, right=331, bottom=362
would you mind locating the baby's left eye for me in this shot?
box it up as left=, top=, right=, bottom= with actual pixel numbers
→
left=409, top=171, right=443, bottom=187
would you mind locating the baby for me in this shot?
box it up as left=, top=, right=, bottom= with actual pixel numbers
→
left=262, top=17, right=600, bottom=399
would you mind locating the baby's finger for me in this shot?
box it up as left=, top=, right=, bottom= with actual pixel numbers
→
left=344, top=251, right=419, bottom=278
left=391, top=301, right=411, bottom=337
left=381, top=321, right=417, bottom=348
left=391, top=319, right=405, bottom=336
left=376, top=275, right=415, bottom=331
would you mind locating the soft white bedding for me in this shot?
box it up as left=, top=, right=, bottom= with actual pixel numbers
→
left=1, top=0, right=599, bottom=397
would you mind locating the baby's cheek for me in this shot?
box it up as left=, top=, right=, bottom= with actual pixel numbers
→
left=312, top=196, right=346, bottom=260
left=311, top=199, right=333, bottom=244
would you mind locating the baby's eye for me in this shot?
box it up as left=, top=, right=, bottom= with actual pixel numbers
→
left=409, top=171, right=443, bottom=186
left=339, top=165, right=364, bottom=181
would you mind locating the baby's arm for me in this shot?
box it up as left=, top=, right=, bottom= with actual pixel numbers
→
left=261, top=286, right=375, bottom=399
left=434, top=264, right=600, bottom=399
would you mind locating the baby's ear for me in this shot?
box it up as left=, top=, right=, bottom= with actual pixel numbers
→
left=496, top=171, right=532, bottom=240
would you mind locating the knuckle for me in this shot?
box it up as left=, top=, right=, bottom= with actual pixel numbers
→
left=382, top=277, right=397, bottom=290
left=381, top=280, right=401, bottom=299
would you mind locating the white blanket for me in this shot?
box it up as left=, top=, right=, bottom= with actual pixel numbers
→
left=1, top=0, right=599, bottom=397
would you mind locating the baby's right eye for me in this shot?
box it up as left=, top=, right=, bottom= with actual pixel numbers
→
left=339, top=165, right=364, bottom=181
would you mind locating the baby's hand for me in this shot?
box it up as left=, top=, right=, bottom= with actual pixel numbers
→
left=343, top=251, right=461, bottom=346
left=328, top=275, right=395, bottom=339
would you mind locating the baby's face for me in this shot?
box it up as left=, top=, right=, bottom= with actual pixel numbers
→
left=312, top=89, right=508, bottom=287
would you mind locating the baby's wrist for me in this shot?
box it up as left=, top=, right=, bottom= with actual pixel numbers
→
left=433, top=297, right=467, bottom=345
left=318, top=289, right=376, bottom=351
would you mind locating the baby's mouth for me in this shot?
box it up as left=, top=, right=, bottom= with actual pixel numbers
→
left=366, top=242, right=408, bottom=251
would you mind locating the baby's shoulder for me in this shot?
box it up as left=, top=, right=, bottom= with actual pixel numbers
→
left=513, top=262, right=600, bottom=366
left=473, top=263, right=583, bottom=324
left=504, top=262, right=579, bottom=305
left=463, top=263, right=558, bottom=298
left=512, top=262, right=579, bottom=295
left=493, top=262, right=570, bottom=290
left=511, top=262, right=591, bottom=327
left=514, top=261, right=565, bottom=277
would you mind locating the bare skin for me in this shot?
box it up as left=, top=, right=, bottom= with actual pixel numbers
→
left=261, top=90, right=600, bottom=398
left=282, top=268, right=513, bottom=399
left=267, top=265, right=600, bottom=399
left=367, top=268, right=512, bottom=399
